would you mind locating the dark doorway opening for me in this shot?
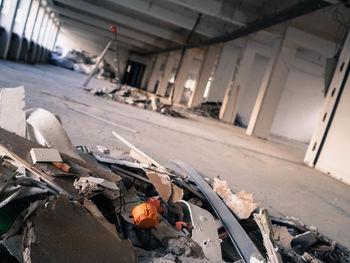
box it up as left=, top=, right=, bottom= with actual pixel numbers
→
left=122, top=60, right=146, bottom=89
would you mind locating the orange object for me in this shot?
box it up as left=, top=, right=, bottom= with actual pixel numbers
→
left=147, top=198, right=165, bottom=214
left=52, top=162, right=71, bottom=173
left=175, top=221, right=191, bottom=234
left=132, top=203, right=159, bottom=228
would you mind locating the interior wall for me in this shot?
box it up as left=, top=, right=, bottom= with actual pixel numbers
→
left=237, top=54, right=268, bottom=126
left=316, top=66, right=350, bottom=185
left=270, top=67, right=324, bottom=143
left=56, top=27, right=129, bottom=77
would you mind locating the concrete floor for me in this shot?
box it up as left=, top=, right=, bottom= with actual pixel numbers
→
left=1, top=60, right=350, bottom=248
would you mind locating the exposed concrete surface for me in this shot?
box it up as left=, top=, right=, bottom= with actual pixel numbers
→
left=0, top=60, right=350, bottom=248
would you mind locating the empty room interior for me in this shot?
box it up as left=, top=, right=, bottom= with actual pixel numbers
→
left=0, top=0, right=350, bottom=262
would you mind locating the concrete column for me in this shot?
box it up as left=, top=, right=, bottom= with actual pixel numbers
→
left=219, top=46, right=255, bottom=123
left=246, top=39, right=296, bottom=138
left=206, top=43, right=241, bottom=102
left=147, top=55, right=165, bottom=92
left=173, top=50, right=194, bottom=103
left=24, top=0, right=41, bottom=61
left=51, top=23, right=60, bottom=50
left=1, top=0, right=20, bottom=59
left=188, top=45, right=220, bottom=107
left=43, top=18, right=53, bottom=48
left=15, top=0, right=34, bottom=60
left=140, top=56, right=155, bottom=90
left=157, top=52, right=177, bottom=96
left=41, top=17, right=53, bottom=61
left=36, top=11, right=49, bottom=61
left=31, top=6, right=46, bottom=62
left=48, top=24, right=57, bottom=50
left=39, top=12, right=49, bottom=45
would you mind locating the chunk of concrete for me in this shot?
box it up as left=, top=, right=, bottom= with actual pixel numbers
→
left=30, top=148, right=62, bottom=164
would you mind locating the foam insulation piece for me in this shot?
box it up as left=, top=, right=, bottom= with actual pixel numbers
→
left=30, top=148, right=62, bottom=164
left=0, top=86, right=26, bottom=137
left=212, top=178, right=259, bottom=219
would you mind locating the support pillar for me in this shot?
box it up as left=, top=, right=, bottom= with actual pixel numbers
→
left=36, top=11, right=49, bottom=62
left=188, top=45, right=220, bottom=107
left=16, top=0, right=34, bottom=60
left=25, top=0, right=41, bottom=62
left=2, top=0, right=20, bottom=59
left=140, top=56, right=155, bottom=90
left=31, top=6, right=46, bottom=62
left=51, top=23, right=60, bottom=50
left=246, top=39, right=295, bottom=138
left=173, top=51, right=194, bottom=103
left=147, top=55, right=165, bottom=93
left=157, top=52, right=177, bottom=96
left=206, top=43, right=241, bottom=102
left=219, top=45, right=255, bottom=123
left=41, top=17, right=54, bottom=62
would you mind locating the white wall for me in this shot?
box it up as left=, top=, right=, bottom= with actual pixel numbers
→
left=57, top=27, right=129, bottom=77
left=237, top=54, right=268, bottom=126
left=270, top=67, right=324, bottom=143
left=316, top=71, right=350, bottom=185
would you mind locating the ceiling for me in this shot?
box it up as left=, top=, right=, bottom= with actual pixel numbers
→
left=47, top=0, right=350, bottom=54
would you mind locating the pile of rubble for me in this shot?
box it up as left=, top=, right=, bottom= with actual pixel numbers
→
left=89, top=85, right=184, bottom=117
left=187, top=102, right=245, bottom=127
left=49, top=47, right=115, bottom=81
left=187, top=102, right=222, bottom=119
left=1, top=87, right=349, bottom=263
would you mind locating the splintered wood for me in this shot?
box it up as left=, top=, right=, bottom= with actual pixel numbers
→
left=212, top=177, right=259, bottom=219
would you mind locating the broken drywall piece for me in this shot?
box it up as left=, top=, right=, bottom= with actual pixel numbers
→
left=30, top=148, right=62, bottom=164
left=169, top=184, right=184, bottom=203
left=272, top=225, right=294, bottom=250
left=145, top=169, right=183, bottom=202
left=212, top=178, right=259, bottom=219
left=26, top=108, right=83, bottom=161
left=146, top=170, right=172, bottom=201
left=23, top=195, right=136, bottom=263
left=1, top=235, right=24, bottom=263
left=0, top=86, right=26, bottom=137
left=254, top=209, right=283, bottom=263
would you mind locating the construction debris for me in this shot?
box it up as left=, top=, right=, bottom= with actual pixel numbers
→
left=187, top=101, right=222, bottom=119
left=30, top=148, right=62, bottom=164
left=88, top=85, right=184, bottom=117
left=0, top=86, right=26, bottom=137
left=212, top=177, right=259, bottom=220
left=0, top=87, right=350, bottom=263
left=49, top=47, right=115, bottom=81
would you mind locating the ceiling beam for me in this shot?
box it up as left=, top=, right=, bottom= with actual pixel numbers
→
left=61, top=25, right=145, bottom=53
left=48, top=0, right=169, bottom=48
left=60, top=17, right=154, bottom=50
left=105, top=0, right=236, bottom=37
left=165, top=0, right=245, bottom=26
left=146, top=0, right=335, bottom=55
left=53, top=0, right=186, bottom=44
